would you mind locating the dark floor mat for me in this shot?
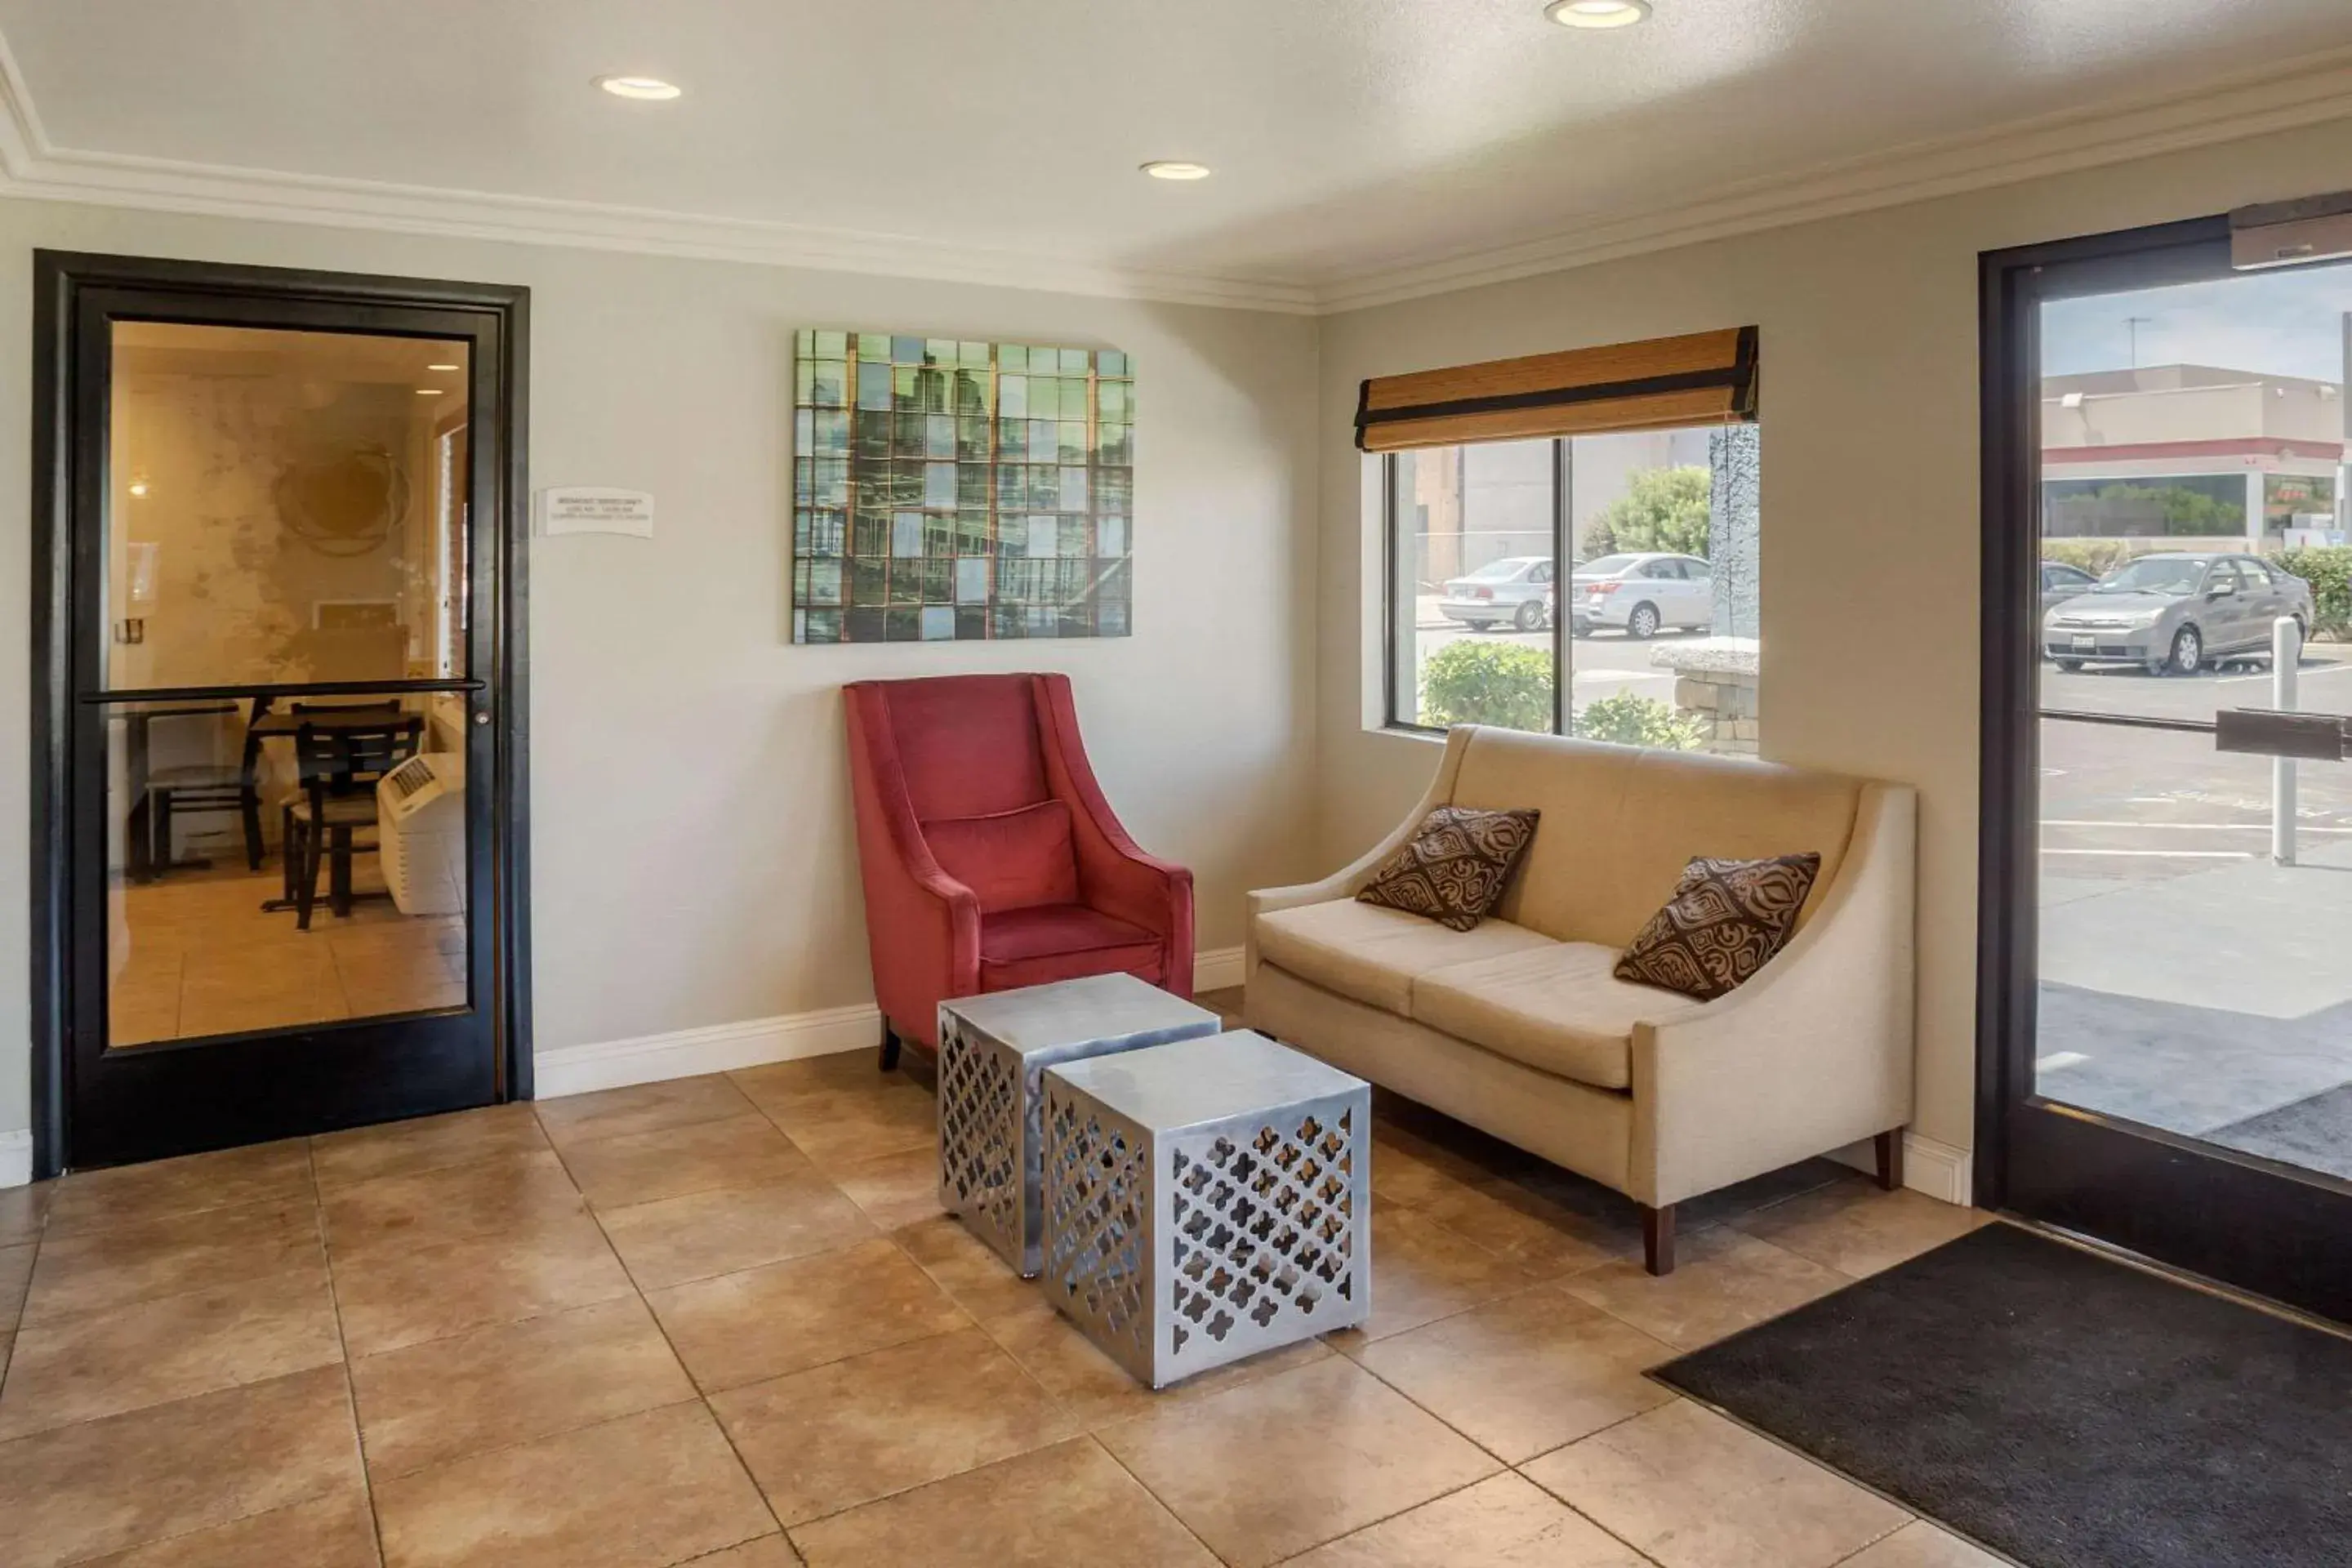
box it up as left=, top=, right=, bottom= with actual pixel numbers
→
left=1655, top=1223, right=2352, bottom=1568
left=2209, top=1083, right=2352, bottom=1182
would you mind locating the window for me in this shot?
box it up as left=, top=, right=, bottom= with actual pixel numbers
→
left=1382, top=425, right=1763, bottom=754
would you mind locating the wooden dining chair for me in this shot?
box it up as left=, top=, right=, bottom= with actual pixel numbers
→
left=284, top=712, right=423, bottom=930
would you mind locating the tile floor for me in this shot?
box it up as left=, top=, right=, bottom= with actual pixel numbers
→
left=0, top=999, right=2003, bottom=1568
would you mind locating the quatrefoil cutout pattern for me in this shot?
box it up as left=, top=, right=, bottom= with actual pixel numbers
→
left=937, top=1022, right=1023, bottom=1263
left=1167, top=1107, right=1356, bottom=1365
left=1042, top=1092, right=1152, bottom=1356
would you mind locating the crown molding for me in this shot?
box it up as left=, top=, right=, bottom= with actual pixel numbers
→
left=1315, top=47, right=2352, bottom=314
left=0, top=24, right=2347, bottom=320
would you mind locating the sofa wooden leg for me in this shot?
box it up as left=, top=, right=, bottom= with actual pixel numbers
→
left=879, top=1022, right=902, bottom=1074
left=1642, top=1204, right=1676, bottom=1276
left=1875, top=1129, right=1905, bottom=1192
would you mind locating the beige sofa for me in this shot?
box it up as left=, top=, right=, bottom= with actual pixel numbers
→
left=1244, top=726, right=1916, bottom=1274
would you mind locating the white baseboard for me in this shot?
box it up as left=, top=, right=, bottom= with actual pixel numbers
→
left=1829, top=1131, right=1976, bottom=1206
left=538, top=947, right=1251, bottom=1101
left=0, top=1129, right=31, bottom=1189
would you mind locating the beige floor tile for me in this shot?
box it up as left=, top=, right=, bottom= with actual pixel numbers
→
left=0, top=1240, right=32, bottom=1327
left=1278, top=1472, right=1649, bottom=1568
left=1098, top=1354, right=1500, bottom=1568
left=332, top=1210, right=635, bottom=1356
left=0, top=1267, right=343, bottom=1439
left=0, top=1180, right=51, bottom=1246
left=0, top=1364, right=363, bottom=1568
left=1327, top=1204, right=1543, bottom=1344
left=22, top=1198, right=324, bottom=1324
left=1368, top=1132, right=1497, bottom=1211
left=889, top=1217, right=1043, bottom=1321
left=1732, top=1183, right=1990, bottom=1279
left=352, top=1295, right=696, bottom=1478
left=1522, top=1400, right=1907, bottom=1568
left=560, top=1115, right=814, bottom=1210
left=1561, top=1227, right=1852, bottom=1352
left=44, top=1139, right=315, bottom=1236
left=1678, top=1160, right=1854, bottom=1228
left=729, top=1053, right=901, bottom=1109
left=790, top=1437, right=1214, bottom=1567
left=980, top=1298, right=1330, bottom=1430
left=334, top=947, right=466, bottom=1018
left=682, top=1539, right=801, bottom=1568
left=312, top=1102, right=550, bottom=1190
left=537, top=1075, right=760, bottom=1151
left=177, top=942, right=351, bottom=1037
left=1, top=1331, right=11, bottom=1383
left=710, top=1326, right=1077, bottom=1527
left=647, top=1236, right=969, bottom=1393
left=1838, top=1521, right=2008, bottom=1567
left=375, top=1400, right=777, bottom=1568
left=1348, top=1284, right=1677, bottom=1462
left=828, top=1147, right=947, bottom=1232
left=1407, top=1178, right=1643, bottom=1278
left=323, top=1149, right=586, bottom=1254
left=599, top=1175, right=875, bottom=1292
left=75, top=1490, right=381, bottom=1568
left=747, top=1084, right=937, bottom=1169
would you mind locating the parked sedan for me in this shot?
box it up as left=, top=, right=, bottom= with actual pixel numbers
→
left=1569, top=553, right=1713, bottom=639
left=1437, top=557, right=1555, bottom=632
left=2042, top=553, right=2313, bottom=675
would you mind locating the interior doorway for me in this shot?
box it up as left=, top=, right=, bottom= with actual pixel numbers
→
left=31, top=252, right=532, bottom=1174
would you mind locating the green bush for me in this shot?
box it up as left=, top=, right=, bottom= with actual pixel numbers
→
left=1573, top=692, right=1708, bottom=751
left=2272, top=546, right=2352, bottom=639
left=1586, top=466, right=1712, bottom=557
left=2039, top=538, right=2136, bottom=578
left=1421, top=640, right=1554, bottom=731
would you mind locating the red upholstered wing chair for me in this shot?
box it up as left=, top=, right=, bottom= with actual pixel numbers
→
left=844, top=673, right=1195, bottom=1068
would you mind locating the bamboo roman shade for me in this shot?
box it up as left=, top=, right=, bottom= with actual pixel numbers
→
left=1354, top=326, right=1758, bottom=452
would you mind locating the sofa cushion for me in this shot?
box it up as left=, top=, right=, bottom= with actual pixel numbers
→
left=980, top=903, right=1163, bottom=991
left=1356, top=805, right=1541, bottom=931
left=925, top=800, right=1078, bottom=912
left=1254, top=899, right=1555, bottom=1017
left=1410, top=942, right=1704, bottom=1091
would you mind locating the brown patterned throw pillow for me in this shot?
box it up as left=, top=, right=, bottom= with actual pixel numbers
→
left=1614, top=853, right=1822, bottom=1001
left=1356, top=806, right=1540, bottom=932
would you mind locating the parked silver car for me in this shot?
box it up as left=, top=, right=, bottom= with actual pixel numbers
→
left=2042, top=553, right=2313, bottom=675
left=1437, top=557, right=1555, bottom=632
left=1568, top=553, right=1713, bottom=639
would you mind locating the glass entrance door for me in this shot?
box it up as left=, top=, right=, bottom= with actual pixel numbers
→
left=53, top=268, right=521, bottom=1169
left=1984, top=216, right=2352, bottom=1321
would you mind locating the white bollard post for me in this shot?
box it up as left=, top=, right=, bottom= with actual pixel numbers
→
left=2274, top=615, right=2301, bottom=866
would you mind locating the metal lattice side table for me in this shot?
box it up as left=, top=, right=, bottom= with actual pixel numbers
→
left=937, top=973, right=1222, bottom=1276
left=1041, top=1031, right=1371, bottom=1388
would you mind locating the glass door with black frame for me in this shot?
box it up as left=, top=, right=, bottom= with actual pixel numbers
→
left=64, top=296, right=506, bottom=1169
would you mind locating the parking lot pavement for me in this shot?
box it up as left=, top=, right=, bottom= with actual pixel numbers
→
left=2041, top=641, right=2352, bottom=724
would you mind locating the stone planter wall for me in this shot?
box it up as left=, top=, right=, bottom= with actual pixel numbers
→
left=1649, top=637, right=1762, bottom=757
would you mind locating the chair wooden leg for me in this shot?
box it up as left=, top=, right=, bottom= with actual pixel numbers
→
left=240, top=788, right=264, bottom=871
left=878, top=1022, right=902, bottom=1073
left=1875, top=1129, right=1905, bottom=1193
left=328, top=825, right=354, bottom=916
left=1642, top=1203, right=1676, bottom=1276
left=296, top=821, right=322, bottom=931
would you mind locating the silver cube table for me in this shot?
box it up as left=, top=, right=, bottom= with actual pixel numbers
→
left=937, top=973, right=1223, bottom=1277
left=1040, top=1031, right=1371, bottom=1388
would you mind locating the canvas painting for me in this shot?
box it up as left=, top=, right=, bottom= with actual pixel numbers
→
left=791, top=330, right=1134, bottom=643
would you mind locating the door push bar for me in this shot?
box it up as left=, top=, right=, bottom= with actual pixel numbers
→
left=2215, top=708, right=2351, bottom=761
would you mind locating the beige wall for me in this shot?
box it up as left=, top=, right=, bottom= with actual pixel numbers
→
left=0, top=198, right=1322, bottom=1143
left=1316, top=117, right=2352, bottom=1157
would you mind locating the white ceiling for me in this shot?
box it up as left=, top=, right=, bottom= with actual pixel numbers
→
left=4, top=1, right=2352, bottom=311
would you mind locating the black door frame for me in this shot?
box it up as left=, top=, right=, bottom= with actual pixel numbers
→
left=29, top=251, right=534, bottom=1178
left=1977, top=215, right=2352, bottom=1322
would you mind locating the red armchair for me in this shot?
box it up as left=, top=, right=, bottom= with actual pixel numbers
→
left=844, top=673, right=1196, bottom=1068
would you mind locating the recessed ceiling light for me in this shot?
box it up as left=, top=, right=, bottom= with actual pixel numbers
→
left=595, top=74, right=683, bottom=101
left=127, top=482, right=149, bottom=497
left=1141, top=161, right=1212, bottom=182
left=416, top=388, right=444, bottom=396
left=1545, top=0, right=1651, bottom=28
left=425, top=362, right=460, bottom=372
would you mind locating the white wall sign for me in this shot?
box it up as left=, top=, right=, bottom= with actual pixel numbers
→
left=536, top=487, right=655, bottom=538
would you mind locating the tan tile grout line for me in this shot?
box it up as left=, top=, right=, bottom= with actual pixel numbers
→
left=306, top=1139, right=393, bottom=1568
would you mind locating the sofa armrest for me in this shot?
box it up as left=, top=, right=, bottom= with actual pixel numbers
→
left=1245, top=728, right=1476, bottom=977
left=1627, top=781, right=1918, bottom=1208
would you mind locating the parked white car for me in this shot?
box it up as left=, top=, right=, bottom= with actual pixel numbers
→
left=1437, top=557, right=1557, bottom=632
left=1569, top=553, right=1713, bottom=639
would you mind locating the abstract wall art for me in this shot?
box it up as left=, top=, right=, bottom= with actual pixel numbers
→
left=791, top=330, right=1134, bottom=644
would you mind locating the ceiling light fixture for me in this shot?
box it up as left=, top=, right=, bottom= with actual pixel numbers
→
left=1544, top=0, right=1651, bottom=28
left=595, top=74, right=683, bottom=101
left=128, top=482, right=149, bottom=497
left=425, top=362, right=460, bottom=372
left=416, top=388, right=444, bottom=396
left=1140, top=161, right=1212, bottom=182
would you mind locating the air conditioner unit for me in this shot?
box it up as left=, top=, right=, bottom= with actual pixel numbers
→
left=377, top=751, right=466, bottom=916
left=2231, top=192, right=2352, bottom=270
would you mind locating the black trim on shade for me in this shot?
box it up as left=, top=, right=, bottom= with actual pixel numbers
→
left=1355, top=326, right=1761, bottom=450
left=1976, top=214, right=2352, bottom=1323
left=29, top=251, right=534, bottom=1176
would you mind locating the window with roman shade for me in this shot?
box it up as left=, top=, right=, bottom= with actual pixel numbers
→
left=1355, top=326, right=1758, bottom=452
